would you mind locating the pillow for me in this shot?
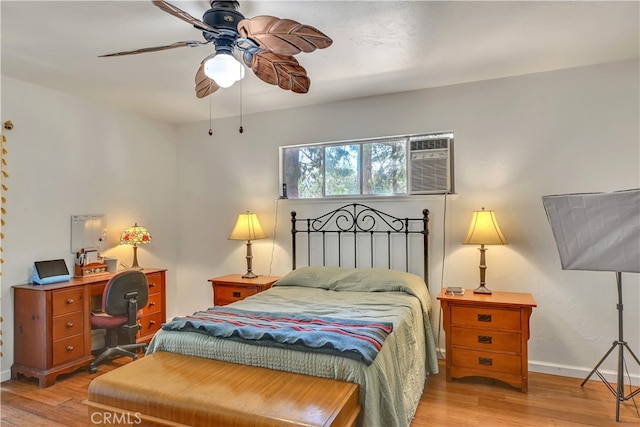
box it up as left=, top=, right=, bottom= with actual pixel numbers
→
left=275, top=265, right=433, bottom=316
left=274, top=265, right=425, bottom=293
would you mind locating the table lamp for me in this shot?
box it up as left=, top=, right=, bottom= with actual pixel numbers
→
left=463, top=208, right=508, bottom=294
left=120, top=223, right=152, bottom=270
left=229, top=212, right=267, bottom=279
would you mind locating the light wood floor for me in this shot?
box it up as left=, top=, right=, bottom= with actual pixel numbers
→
left=1, top=357, right=639, bottom=426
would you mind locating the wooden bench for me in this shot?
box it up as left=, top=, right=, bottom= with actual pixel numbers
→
left=85, top=351, right=360, bottom=427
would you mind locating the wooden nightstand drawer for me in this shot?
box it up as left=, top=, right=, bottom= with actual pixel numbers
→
left=209, top=275, right=281, bottom=306
left=451, top=306, right=521, bottom=331
left=52, top=334, right=85, bottom=365
left=52, top=311, right=84, bottom=340
left=451, top=326, right=521, bottom=353
left=52, top=287, right=84, bottom=315
left=452, top=348, right=522, bottom=375
left=216, top=285, right=259, bottom=303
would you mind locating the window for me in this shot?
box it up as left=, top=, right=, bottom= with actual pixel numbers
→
left=280, top=132, right=453, bottom=199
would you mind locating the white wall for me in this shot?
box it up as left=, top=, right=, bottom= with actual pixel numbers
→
left=175, top=59, right=640, bottom=381
left=0, top=77, right=180, bottom=381
left=1, top=59, right=638, bottom=385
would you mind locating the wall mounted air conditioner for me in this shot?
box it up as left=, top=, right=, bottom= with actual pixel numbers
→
left=408, top=134, right=454, bottom=195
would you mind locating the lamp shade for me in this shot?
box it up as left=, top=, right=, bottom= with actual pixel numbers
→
left=463, top=208, right=508, bottom=245
left=120, top=223, right=152, bottom=247
left=229, top=213, right=267, bottom=241
left=204, top=52, right=245, bottom=88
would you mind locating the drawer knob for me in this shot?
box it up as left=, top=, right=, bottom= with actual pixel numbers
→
left=149, top=283, right=156, bottom=288
left=149, top=302, right=156, bottom=307
left=66, top=345, right=74, bottom=352
left=66, top=298, right=74, bottom=304
left=478, top=335, right=492, bottom=344
left=66, top=322, right=74, bottom=328
left=233, top=291, right=241, bottom=298
left=149, top=320, right=156, bottom=326
left=477, top=313, right=492, bottom=322
left=478, top=357, right=493, bottom=366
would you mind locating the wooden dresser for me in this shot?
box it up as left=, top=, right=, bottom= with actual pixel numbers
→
left=438, top=289, right=536, bottom=392
left=136, top=270, right=166, bottom=341
left=12, top=268, right=166, bottom=387
left=208, top=274, right=280, bottom=306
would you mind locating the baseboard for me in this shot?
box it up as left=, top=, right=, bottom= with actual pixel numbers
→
left=529, top=360, right=640, bottom=384
left=1, top=368, right=12, bottom=383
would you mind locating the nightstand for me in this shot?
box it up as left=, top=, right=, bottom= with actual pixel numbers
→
left=437, top=289, right=536, bottom=392
left=208, top=274, right=281, bottom=306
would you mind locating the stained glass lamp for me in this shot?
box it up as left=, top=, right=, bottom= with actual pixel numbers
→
left=120, top=223, right=152, bottom=270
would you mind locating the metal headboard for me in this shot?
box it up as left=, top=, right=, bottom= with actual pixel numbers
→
left=291, top=203, right=430, bottom=287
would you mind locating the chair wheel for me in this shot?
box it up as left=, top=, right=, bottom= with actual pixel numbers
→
left=89, top=364, right=97, bottom=374
left=132, top=354, right=138, bottom=361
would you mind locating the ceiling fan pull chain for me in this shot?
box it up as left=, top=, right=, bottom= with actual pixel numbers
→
left=238, top=75, right=244, bottom=134
left=208, top=96, right=213, bottom=136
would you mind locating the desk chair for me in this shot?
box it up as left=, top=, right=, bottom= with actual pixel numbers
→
left=88, top=270, right=149, bottom=374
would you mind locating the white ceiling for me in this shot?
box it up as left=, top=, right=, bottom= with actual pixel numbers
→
left=2, top=1, right=639, bottom=125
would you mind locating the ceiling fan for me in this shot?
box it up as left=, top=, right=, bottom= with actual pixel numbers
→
left=100, top=0, right=333, bottom=98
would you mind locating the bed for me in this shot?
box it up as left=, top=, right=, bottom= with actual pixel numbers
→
left=146, top=204, right=439, bottom=427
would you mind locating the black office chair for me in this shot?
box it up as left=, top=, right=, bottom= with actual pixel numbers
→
left=88, top=270, right=149, bottom=374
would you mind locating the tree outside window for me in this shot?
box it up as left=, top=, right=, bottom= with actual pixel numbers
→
left=281, top=132, right=450, bottom=199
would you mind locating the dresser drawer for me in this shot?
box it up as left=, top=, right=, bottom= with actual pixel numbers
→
left=138, top=311, right=163, bottom=337
left=215, top=285, right=259, bottom=303
left=146, top=272, right=164, bottom=292
left=452, top=348, right=522, bottom=375
left=451, top=326, right=521, bottom=353
left=451, top=306, right=521, bottom=331
left=52, top=311, right=84, bottom=340
left=141, top=292, right=162, bottom=316
left=52, top=334, right=85, bottom=365
left=52, top=287, right=84, bottom=316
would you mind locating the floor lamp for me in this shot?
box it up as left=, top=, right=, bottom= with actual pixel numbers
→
left=543, top=189, right=640, bottom=422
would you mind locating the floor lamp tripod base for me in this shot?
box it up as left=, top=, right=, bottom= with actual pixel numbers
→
left=580, top=272, right=640, bottom=421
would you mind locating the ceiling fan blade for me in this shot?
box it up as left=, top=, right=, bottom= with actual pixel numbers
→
left=245, top=51, right=310, bottom=93
left=195, top=62, right=220, bottom=98
left=238, top=16, right=332, bottom=57
left=152, top=0, right=219, bottom=34
left=99, top=41, right=206, bottom=57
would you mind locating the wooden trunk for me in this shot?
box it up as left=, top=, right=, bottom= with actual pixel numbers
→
left=85, top=351, right=360, bottom=427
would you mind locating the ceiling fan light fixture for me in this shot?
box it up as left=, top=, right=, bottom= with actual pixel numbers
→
left=100, top=1, right=332, bottom=98
left=204, top=53, right=245, bottom=88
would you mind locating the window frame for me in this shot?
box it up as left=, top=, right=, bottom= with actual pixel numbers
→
left=279, top=131, right=453, bottom=200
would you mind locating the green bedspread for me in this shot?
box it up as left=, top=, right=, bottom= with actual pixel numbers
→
left=147, top=266, right=439, bottom=427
